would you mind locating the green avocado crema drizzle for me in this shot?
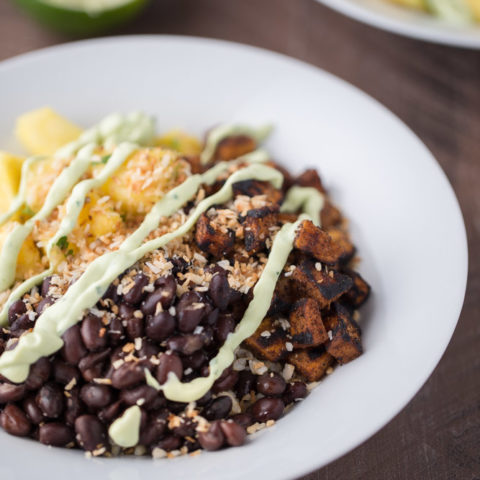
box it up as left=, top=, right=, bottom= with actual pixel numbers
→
left=0, top=113, right=325, bottom=449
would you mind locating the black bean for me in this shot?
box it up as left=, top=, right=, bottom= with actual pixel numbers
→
left=8, top=299, right=27, bottom=325
left=64, top=388, right=83, bottom=427
left=283, top=382, right=308, bottom=404
left=111, top=362, right=146, bottom=389
left=23, top=396, right=44, bottom=424
left=137, top=340, right=160, bottom=363
left=235, top=371, right=256, bottom=399
left=196, top=390, right=212, bottom=407
left=212, top=366, right=238, bottom=393
left=173, top=418, right=197, bottom=437
left=75, top=415, right=108, bottom=451
left=61, top=325, right=87, bottom=364
left=145, top=312, right=175, bottom=342
left=230, top=413, right=253, bottom=429
left=126, top=316, right=144, bottom=340
left=167, top=334, right=204, bottom=355
left=53, top=359, right=80, bottom=385
left=36, top=296, right=55, bottom=315
left=119, top=303, right=134, bottom=319
left=0, top=404, right=31, bottom=436
left=166, top=400, right=188, bottom=414
left=203, top=395, right=232, bottom=420
left=205, top=308, right=219, bottom=326
left=177, top=291, right=206, bottom=333
left=169, top=256, right=188, bottom=275
left=220, top=420, right=247, bottom=446
left=182, top=350, right=208, bottom=371
left=147, top=394, right=167, bottom=411
left=200, top=326, right=214, bottom=348
left=80, top=314, right=108, bottom=351
left=39, top=423, right=74, bottom=447
left=78, top=349, right=110, bottom=382
left=251, top=397, right=285, bottom=422
left=123, top=273, right=149, bottom=306
left=198, top=421, right=225, bottom=451
left=153, top=434, right=181, bottom=451
left=0, top=382, right=26, bottom=404
left=25, top=357, right=51, bottom=390
left=214, top=314, right=236, bottom=345
left=41, top=276, right=52, bottom=297
left=107, top=317, right=124, bottom=345
left=120, top=385, right=157, bottom=407
left=139, top=410, right=167, bottom=446
left=155, top=353, right=183, bottom=385
left=102, top=283, right=119, bottom=304
left=208, top=271, right=231, bottom=310
left=98, top=400, right=123, bottom=424
left=36, top=383, right=64, bottom=418
left=10, top=313, right=34, bottom=333
left=256, top=372, right=286, bottom=396
left=80, top=384, right=113, bottom=410
left=141, top=275, right=176, bottom=316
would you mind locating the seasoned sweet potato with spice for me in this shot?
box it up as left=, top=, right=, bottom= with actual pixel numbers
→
left=287, top=348, right=334, bottom=382
left=342, top=269, right=371, bottom=308
left=244, top=207, right=278, bottom=253
left=324, top=227, right=356, bottom=264
left=295, top=169, right=326, bottom=194
left=293, top=220, right=343, bottom=265
left=289, top=298, right=328, bottom=348
left=195, top=212, right=235, bottom=258
left=323, top=304, right=362, bottom=364
left=214, top=135, right=256, bottom=162
left=244, top=318, right=288, bottom=362
left=233, top=179, right=284, bottom=206
left=320, top=201, right=342, bottom=228
left=291, top=260, right=353, bottom=308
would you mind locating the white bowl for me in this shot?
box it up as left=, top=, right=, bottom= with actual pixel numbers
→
left=0, top=36, right=468, bottom=480
left=317, top=0, right=480, bottom=48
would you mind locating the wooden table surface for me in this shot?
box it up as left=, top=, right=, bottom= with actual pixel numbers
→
left=0, top=0, right=479, bottom=478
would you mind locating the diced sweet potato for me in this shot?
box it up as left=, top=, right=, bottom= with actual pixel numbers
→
left=186, top=155, right=203, bottom=174
left=233, top=179, right=283, bottom=206
left=295, top=169, right=326, bottom=194
left=323, top=303, right=362, bottom=364
left=268, top=275, right=295, bottom=316
left=289, top=298, right=328, bottom=348
left=320, top=201, right=342, bottom=228
left=214, top=135, right=256, bottom=161
left=325, top=227, right=356, bottom=264
left=287, top=348, right=334, bottom=382
left=266, top=161, right=294, bottom=192
left=244, top=318, right=288, bottom=362
left=294, top=220, right=343, bottom=265
left=278, top=212, right=298, bottom=225
left=244, top=207, right=278, bottom=253
left=291, top=260, right=353, bottom=308
left=195, top=212, right=235, bottom=258
left=342, top=269, right=371, bottom=308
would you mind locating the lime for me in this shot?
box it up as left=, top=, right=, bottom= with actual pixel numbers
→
left=13, top=0, right=149, bottom=36
left=425, top=0, right=475, bottom=24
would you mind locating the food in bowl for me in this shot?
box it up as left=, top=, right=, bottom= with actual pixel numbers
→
left=0, top=108, right=370, bottom=458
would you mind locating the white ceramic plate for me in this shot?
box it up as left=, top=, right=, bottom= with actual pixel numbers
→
left=317, top=0, right=480, bottom=48
left=0, top=36, right=467, bottom=480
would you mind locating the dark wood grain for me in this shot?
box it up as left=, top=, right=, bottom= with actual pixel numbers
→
left=0, top=0, right=479, bottom=478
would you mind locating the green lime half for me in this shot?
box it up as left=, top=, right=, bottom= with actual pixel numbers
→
left=425, top=0, right=474, bottom=24
left=13, top=0, right=149, bottom=36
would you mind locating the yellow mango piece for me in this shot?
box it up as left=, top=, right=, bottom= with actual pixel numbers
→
left=78, top=191, right=123, bottom=238
left=101, top=148, right=190, bottom=215
left=155, top=130, right=202, bottom=156
left=466, top=0, right=480, bottom=20
left=0, top=152, right=24, bottom=215
left=16, top=107, right=82, bottom=156
left=390, top=0, right=427, bottom=9
left=0, top=223, right=42, bottom=281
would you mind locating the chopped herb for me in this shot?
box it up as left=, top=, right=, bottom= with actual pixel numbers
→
left=56, top=236, right=68, bottom=250
left=66, top=249, right=74, bottom=257
left=91, top=154, right=111, bottom=166
left=21, top=205, right=35, bottom=217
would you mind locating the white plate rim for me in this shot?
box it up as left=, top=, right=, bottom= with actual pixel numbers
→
left=0, top=35, right=469, bottom=479
left=317, top=0, right=480, bottom=48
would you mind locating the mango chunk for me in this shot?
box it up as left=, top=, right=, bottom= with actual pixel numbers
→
left=0, top=152, right=23, bottom=214
left=155, top=130, right=202, bottom=156
left=16, top=107, right=82, bottom=156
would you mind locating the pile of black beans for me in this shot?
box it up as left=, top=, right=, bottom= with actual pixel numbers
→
left=0, top=261, right=308, bottom=455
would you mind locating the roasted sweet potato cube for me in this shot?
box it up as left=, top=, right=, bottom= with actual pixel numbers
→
left=195, top=212, right=235, bottom=258
left=320, top=201, right=342, bottom=228
left=266, top=161, right=294, bottom=192
left=289, top=298, right=328, bottom=348
left=295, top=169, right=326, bottom=194
left=268, top=275, right=295, bottom=316
left=287, top=348, right=334, bottom=382
left=244, top=317, right=288, bottom=362
left=325, top=227, right=356, bottom=264
left=278, top=212, right=298, bottom=225
left=186, top=155, right=203, bottom=174
left=324, top=304, right=362, bottom=364
left=342, top=269, right=371, bottom=308
left=291, top=260, right=353, bottom=308
left=244, top=207, right=278, bottom=253
left=214, top=135, right=256, bottom=161
left=294, top=220, right=343, bottom=265
left=233, top=179, right=283, bottom=206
